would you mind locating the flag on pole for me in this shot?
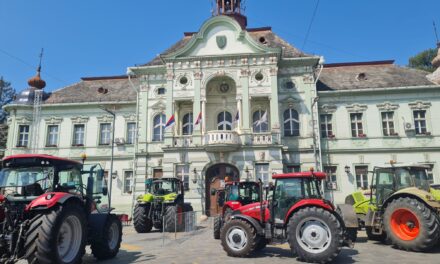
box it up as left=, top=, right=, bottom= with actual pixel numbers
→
left=165, top=115, right=176, bottom=129
left=194, top=112, right=202, bottom=126
left=255, top=111, right=267, bottom=127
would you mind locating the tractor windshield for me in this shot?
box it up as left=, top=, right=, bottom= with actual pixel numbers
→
left=225, top=182, right=260, bottom=203
left=0, top=167, right=52, bottom=197
left=150, top=179, right=179, bottom=195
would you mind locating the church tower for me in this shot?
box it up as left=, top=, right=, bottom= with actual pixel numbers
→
left=214, top=0, right=247, bottom=28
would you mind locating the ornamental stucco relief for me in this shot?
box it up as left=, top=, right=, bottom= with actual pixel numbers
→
left=44, top=116, right=63, bottom=124
left=71, top=116, right=89, bottom=124
left=408, top=100, right=431, bottom=110
left=346, top=103, right=368, bottom=113
left=376, top=102, right=399, bottom=111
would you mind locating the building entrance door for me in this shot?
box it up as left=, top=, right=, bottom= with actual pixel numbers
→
left=205, top=164, right=239, bottom=216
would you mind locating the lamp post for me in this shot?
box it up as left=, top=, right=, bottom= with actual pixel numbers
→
left=99, top=106, right=116, bottom=209
left=245, top=166, right=250, bottom=181
left=192, top=168, right=198, bottom=184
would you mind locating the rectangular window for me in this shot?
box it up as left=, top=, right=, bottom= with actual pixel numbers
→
left=355, top=166, right=369, bottom=190
left=414, top=110, right=427, bottom=135
left=72, top=124, right=85, bottom=146
left=99, top=123, right=111, bottom=145
left=284, top=165, right=301, bottom=173
left=423, top=164, right=435, bottom=184
left=17, top=125, right=30, bottom=147
left=324, top=166, right=337, bottom=190
left=255, top=164, right=269, bottom=185
left=381, top=112, right=395, bottom=136
left=176, top=165, right=190, bottom=191
left=46, top=125, right=59, bottom=147
left=320, top=114, right=333, bottom=138
left=350, top=113, right=364, bottom=137
left=123, top=171, right=133, bottom=193
left=126, top=122, right=136, bottom=145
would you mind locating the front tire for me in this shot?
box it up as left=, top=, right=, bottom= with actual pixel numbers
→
left=220, top=219, right=257, bottom=257
left=213, top=216, right=221, bottom=239
left=165, top=205, right=185, bottom=232
left=384, top=197, right=440, bottom=251
left=91, top=214, right=122, bottom=260
left=133, top=204, right=153, bottom=233
left=288, top=207, right=342, bottom=263
left=24, top=204, right=87, bottom=264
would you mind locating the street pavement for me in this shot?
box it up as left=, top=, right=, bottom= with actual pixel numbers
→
left=78, top=220, right=440, bottom=264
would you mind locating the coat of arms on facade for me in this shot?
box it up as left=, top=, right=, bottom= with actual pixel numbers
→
left=216, top=35, right=227, bottom=49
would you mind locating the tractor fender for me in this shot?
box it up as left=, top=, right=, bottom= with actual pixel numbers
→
left=284, top=199, right=333, bottom=224
left=224, top=201, right=242, bottom=213
left=336, top=204, right=359, bottom=229
left=230, top=214, right=264, bottom=235
left=25, top=192, right=80, bottom=211
left=383, top=187, right=440, bottom=210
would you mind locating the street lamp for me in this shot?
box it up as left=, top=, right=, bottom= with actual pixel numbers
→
left=192, top=168, right=198, bottom=184
left=99, top=105, right=116, bottom=210
left=245, top=166, right=250, bottom=181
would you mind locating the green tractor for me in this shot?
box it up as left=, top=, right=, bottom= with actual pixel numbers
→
left=133, top=178, right=193, bottom=233
left=348, top=164, right=440, bottom=251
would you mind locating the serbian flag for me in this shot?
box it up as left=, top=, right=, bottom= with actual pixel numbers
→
left=194, top=112, right=202, bottom=126
left=165, top=115, right=175, bottom=129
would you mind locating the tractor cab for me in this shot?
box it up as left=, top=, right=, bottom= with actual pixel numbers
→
left=146, top=177, right=183, bottom=197
left=371, top=164, right=432, bottom=206
left=220, top=180, right=261, bottom=206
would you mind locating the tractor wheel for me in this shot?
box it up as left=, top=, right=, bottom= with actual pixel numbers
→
left=224, top=207, right=234, bottom=221
left=254, top=236, right=268, bottom=251
left=90, top=214, right=122, bottom=260
left=384, top=197, right=440, bottom=251
left=220, top=219, right=257, bottom=257
left=164, top=205, right=185, bottom=232
left=24, top=204, right=87, bottom=264
left=133, top=204, right=153, bottom=233
left=287, top=207, right=342, bottom=263
left=213, top=215, right=221, bottom=239
left=366, top=227, right=386, bottom=241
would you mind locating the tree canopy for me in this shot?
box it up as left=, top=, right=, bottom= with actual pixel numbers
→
left=408, top=48, right=438, bottom=72
left=0, top=77, right=16, bottom=123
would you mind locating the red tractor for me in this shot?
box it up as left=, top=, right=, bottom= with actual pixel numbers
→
left=220, top=171, right=358, bottom=263
left=0, top=154, right=122, bottom=264
left=212, top=180, right=261, bottom=239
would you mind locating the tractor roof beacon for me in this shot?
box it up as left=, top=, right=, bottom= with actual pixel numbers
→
left=0, top=154, right=122, bottom=264
left=212, top=180, right=261, bottom=239
left=361, top=164, right=440, bottom=251
left=134, top=177, right=193, bottom=233
left=219, top=171, right=358, bottom=263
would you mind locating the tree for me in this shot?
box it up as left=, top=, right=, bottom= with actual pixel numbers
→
left=408, top=48, right=438, bottom=72
left=0, top=76, right=16, bottom=123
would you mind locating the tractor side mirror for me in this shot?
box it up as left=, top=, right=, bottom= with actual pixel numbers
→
left=210, top=188, right=217, bottom=196
left=217, top=192, right=225, bottom=206
left=86, top=176, right=94, bottom=197
left=102, top=186, right=108, bottom=196
left=97, top=169, right=104, bottom=181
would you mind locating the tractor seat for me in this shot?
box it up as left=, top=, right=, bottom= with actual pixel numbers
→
left=22, top=183, right=44, bottom=197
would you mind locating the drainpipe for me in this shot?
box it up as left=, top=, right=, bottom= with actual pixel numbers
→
left=128, top=71, right=140, bottom=216
left=313, top=57, right=325, bottom=172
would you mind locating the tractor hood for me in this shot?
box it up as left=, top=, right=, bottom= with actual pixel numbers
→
left=391, top=187, right=440, bottom=208
left=137, top=192, right=178, bottom=203
left=234, top=201, right=270, bottom=222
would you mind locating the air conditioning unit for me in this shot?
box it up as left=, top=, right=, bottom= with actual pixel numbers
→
left=404, top=122, right=415, bottom=131
left=114, top=138, right=126, bottom=145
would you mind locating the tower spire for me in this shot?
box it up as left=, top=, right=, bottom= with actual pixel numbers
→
left=214, top=0, right=247, bottom=28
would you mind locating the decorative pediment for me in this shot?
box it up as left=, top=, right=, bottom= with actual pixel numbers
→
left=16, top=116, right=32, bottom=124
left=346, top=103, right=368, bottom=113
left=409, top=100, right=431, bottom=110
left=71, top=116, right=89, bottom=124
left=123, top=114, right=137, bottom=122
left=376, top=102, right=399, bottom=111
left=44, top=116, right=63, bottom=125
left=283, top=97, right=301, bottom=108
left=151, top=101, right=166, bottom=111
left=97, top=115, right=114, bottom=123
left=320, top=104, right=337, bottom=114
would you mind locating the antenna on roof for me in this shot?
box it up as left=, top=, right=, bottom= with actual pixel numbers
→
left=38, top=48, right=44, bottom=73
left=434, top=21, right=439, bottom=46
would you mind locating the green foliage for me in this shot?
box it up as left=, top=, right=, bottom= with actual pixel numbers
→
left=408, top=48, right=438, bottom=73
left=0, top=77, right=16, bottom=123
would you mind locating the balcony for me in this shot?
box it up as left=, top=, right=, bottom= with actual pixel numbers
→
left=203, top=131, right=240, bottom=152
left=173, top=136, right=194, bottom=147
left=252, top=133, right=275, bottom=145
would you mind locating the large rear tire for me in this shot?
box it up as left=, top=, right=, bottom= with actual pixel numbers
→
left=213, top=216, right=221, bottom=239
left=287, top=207, right=342, bottom=263
left=220, top=219, right=257, bottom=257
left=384, top=197, right=440, bottom=251
left=91, top=214, right=122, bottom=260
left=24, top=204, right=87, bottom=264
left=133, top=203, right=153, bottom=233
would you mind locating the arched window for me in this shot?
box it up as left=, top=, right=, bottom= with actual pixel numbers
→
left=252, top=110, right=269, bottom=133
left=182, top=112, right=193, bottom=135
left=217, top=111, right=232, bottom=130
left=284, top=109, right=300, bottom=136
left=153, top=113, right=166, bottom=141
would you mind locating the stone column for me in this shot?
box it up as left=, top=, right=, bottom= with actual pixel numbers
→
left=236, top=98, right=242, bottom=131
left=240, top=69, right=250, bottom=132
left=192, top=71, right=202, bottom=145
left=201, top=99, right=206, bottom=134
left=269, top=67, right=280, bottom=131
left=164, top=70, right=174, bottom=146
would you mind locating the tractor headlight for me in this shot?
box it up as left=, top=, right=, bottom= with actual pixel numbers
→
left=45, top=194, right=54, bottom=200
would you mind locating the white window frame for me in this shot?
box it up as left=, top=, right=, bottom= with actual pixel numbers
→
left=176, top=165, right=190, bottom=191
left=255, top=164, right=270, bottom=185
left=283, top=108, right=300, bottom=137
left=324, top=165, right=338, bottom=190
left=72, top=124, right=85, bottom=146
left=17, top=125, right=30, bottom=147
left=126, top=122, right=136, bottom=145
left=182, top=112, right=194, bottom=135
left=320, top=114, right=333, bottom=138
left=381, top=111, right=396, bottom=136
left=252, top=109, right=269, bottom=133
left=46, top=125, right=59, bottom=147
left=123, top=170, right=133, bottom=194
left=413, top=110, right=428, bottom=135
left=153, top=113, right=166, bottom=142
left=217, top=111, right=232, bottom=131
left=350, top=113, right=364, bottom=137
left=355, top=165, right=369, bottom=190
left=99, top=123, right=112, bottom=145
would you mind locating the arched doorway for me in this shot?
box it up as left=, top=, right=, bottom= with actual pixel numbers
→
left=205, top=163, right=239, bottom=216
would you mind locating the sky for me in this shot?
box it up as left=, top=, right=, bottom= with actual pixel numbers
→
left=0, top=0, right=439, bottom=92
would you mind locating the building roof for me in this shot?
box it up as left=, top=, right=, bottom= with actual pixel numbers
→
left=142, top=27, right=307, bottom=66
left=43, top=76, right=137, bottom=104
left=317, top=61, right=436, bottom=91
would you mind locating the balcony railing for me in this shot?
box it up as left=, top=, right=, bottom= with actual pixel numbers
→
left=252, top=133, right=273, bottom=145
left=173, top=136, right=194, bottom=147
left=203, top=130, right=240, bottom=152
